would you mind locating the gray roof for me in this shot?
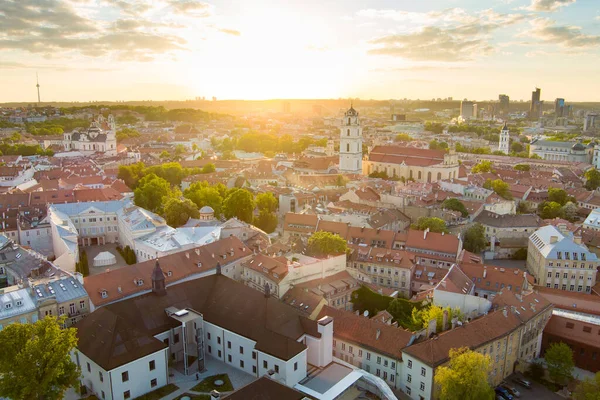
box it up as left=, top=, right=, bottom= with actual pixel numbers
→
left=51, top=200, right=128, bottom=216
left=473, top=211, right=542, bottom=228
left=71, top=131, right=109, bottom=143
left=530, top=225, right=598, bottom=260
left=0, top=288, right=37, bottom=321
left=0, top=236, right=53, bottom=279
left=32, top=276, right=87, bottom=304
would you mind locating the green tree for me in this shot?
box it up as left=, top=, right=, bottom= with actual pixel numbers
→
left=307, top=231, right=348, bottom=257
left=442, top=198, right=468, bottom=217
left=255, top=192, right=278, bottom=213
left=184, top=182, right=224, bottom=217
left=513, top=248, right=528, bottom=260
left=435, top=347, right=495, bottom=400
left=514, top=164, right=531, bottom=171
left=254, top=210, right=278, bottom=233
left=163, top=197, right=200, bottom=227
left=0, top=316, right=79, bottom=400
left=116, top=127, right=140, bottom=141
left=538, top=201, right=563, bottom=219
left=429, top=140, right=448, bottom=150
left=511, top=141, right=524, bottom=153
left=201, top=163, right=216, bottom=173
left=118, top=162, right=145, bottom=189
left=545, top=342, right=574, bottom=385
left=160, top=150, right=170, bottom=159
left=472, top=160, right=494, bottom=174
left=223, top=188, right=255, bottom=223
left=548, top=188, right=570, bottom=206
left=411, top=217, right=448, bottom=233
left=573, top=372, right=600, bottom=400
left=395, top=133, right=413, bottom=142
left=561, top=202, right=578, bottom=221
left=463, top=223, right=487, bottom=253
left=484, top=179, right=512, bottom=200
left=585, top=169, right=600, bottom=190
left=528, top=360, right=545, bottom=381
left=116, top=113, right=139, bottom=125
left=221, top=150, right=236, bottom=160
left=145, top=162, right=186, bottom=186
left=133, top=174, right=173, bottom=213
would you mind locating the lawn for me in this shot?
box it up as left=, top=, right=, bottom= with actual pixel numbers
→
left=175, top=394, right=210, bottom=400
left=191, top=374, right=234, bottom=392
left=133, top=383, right=179, bottom=400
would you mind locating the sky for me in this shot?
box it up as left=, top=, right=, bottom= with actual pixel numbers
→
left=1, top=0, right=600, bottom=103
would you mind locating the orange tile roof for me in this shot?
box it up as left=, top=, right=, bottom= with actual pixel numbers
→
left=405, top=229, right=460, bottom=255
left=459, top=263, right=530, bottom=294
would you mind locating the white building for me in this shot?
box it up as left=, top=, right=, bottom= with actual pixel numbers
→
left=339, top=106, right=363, bottom=174
left=498, top=122, right=510, bottom=154
left=63, top=115, right=118, bottom=156
left=583, top=208, right=600, bottom=231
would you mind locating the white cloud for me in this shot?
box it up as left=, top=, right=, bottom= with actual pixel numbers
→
left=523, top=18, right=600, bottom=48
left=524, top=0, right=576, bottom=12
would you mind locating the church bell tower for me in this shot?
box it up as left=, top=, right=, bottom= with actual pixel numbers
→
left=339, top=105, right=363, bottom=174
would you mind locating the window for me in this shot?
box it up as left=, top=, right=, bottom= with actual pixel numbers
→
left=252, top=352, right=257, bottom=360
left=408, top=360, right=412, bottom=368
left=124, top=390, right=131, bottom=399
left=122, top=371, right=129, bottom=382
left=263, top=360, right=268, bottom=369
left=377, top=356, right=381, bottom=364
left=227, top=341, right=231, bottom=349
left=384, top=372, right=388, bottom=380
left=208, top=345, right=212, bottom=354
left=420, top=382, right=425, bottom=391
left=376, top=369, right=380, bottom=377
left=207, top=332, right=211, bottom=340
left=218, top=350, right=222, bottom=358
left=391, top=374, right=395, bottom=382
left=87, top=362, right=91, bottom=372
left=391, top=362, right=396, bottom=369
left=407, top=374, right=412, bottom=383
left=342, top=343, right=345, bottom=351
left=228, top=355, right=232, bottom=363
left=583, top=326, right=592, bottom=333
left=239, top=346, right=244, bottom=354
left=99, top=371, right=103, bottom=382
left=406, top=387, right=411, bottom=395
left=80, top=300, right=85, bottom=309
left=240, top=360, right=244, bottom=368
left=384, top=360, right=388, bottom=367
left=294, top=362, right=298, bottom=371
left=174, top=333, right=180, bottom=344
left=253, top=366, right=257, bottom=373
left=151, top=378, right=157, bottom=388
left=275, top=365, right=279, bottom=374
left=101, top=391, right=105, bottom=399
left=421, top=367, right=426, bottom=377
left=217, top=337, right=221, bottom=344
left=359, top=349, right=363, bottom=357
left=367, top=353, right=371, bottom=361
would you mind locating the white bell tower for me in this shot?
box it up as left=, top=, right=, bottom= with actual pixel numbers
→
left=339, top=105, right=363, bottom=174
left=499, top=122, right=510, bottom=154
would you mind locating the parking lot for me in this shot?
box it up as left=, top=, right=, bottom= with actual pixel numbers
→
left=501, top=374, right=564, bottom=400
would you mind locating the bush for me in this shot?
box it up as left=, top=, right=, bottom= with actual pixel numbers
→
left=76, top=249, right=89, bottom=276
left=513, top=248, right=528, bottom=260
left=116, top=246, right=137, bottom=265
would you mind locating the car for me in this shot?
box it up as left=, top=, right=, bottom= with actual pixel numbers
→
left=502, top=385, right=521, bottom=398
left=513, top=377, right=532, bottom=389
left=495, top=387, right=514, bottom=400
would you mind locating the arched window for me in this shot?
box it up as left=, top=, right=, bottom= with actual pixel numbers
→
left=348, top=118, right=351, bottom=125
left=418, top=171, right=422, bottom=180
left=347, top=143, right=350, bottom=152
left=347, top=129, right=350, bottom=136
left=437, top=172, right=441, bottom=181
left=410, top=170, right=413, bottom=179
left=427, top=172, right=432, bottom=183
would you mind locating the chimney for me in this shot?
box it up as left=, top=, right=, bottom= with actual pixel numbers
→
left=451, top=317, right=458, bottom=329
left=550, top=236, right=558, bottom=244
left=185, top=252, right=190, bottom=259
left=427, top=318, right=437, bottom=337
left=376, top=329, right=381, bottom=340
left=574, top=235, right=582, bottom=245
left=442, top=310, right=449, bottom=331
left=502, top=308, right=508, bottom=318
left=264, top=282, right=271, bottom=298
left=483, top=267, right=487, bottom=279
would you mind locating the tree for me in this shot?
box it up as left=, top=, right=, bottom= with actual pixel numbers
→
left=223, top=188, right=255, bottom=223
left=484, top=179, right=512, bottom=200
left=548, top=188, right=570, bottom=206
left=160, top=150, right=170, bottom=159
left=471, top=160, right=494, bottom=173
left=255, top=192, right=278, bottom=213
left=307, top=231, right=348, bottom=257
left=254, top=210, right=278, bottom=233
left=514, top=164, right=531, bottom=171
left=573, top=372, right=600, bottom=400
left=538, top=201, right=563, bottom=219
left=133, top=174, right=173, bottom=213
left=561, top=201, right=578, bottom=221
left=396, top=133, right=413, bottom=142
left=442, top=198, right=468, bottom=217
left=184, top=183, right=224, bottom=217
left=585, top=169, right=600, bottom=191
left=511, top=141, right=524, bottom=153
left=545, top=342, right=574, bottom=385
left=201, top=163, right=216, bottom=173
left=463, top=223, right=487, bottom=253
left=513, top=248, right=528, bottom=260
left=435, top=347, right=495, bottom=400
left=429, top=140, right=448, bottom=150
left=414, top=305, right=463, bottom=332
left=163, top=197, right=200, bottom=227
left=0, top=316, right=79, bottom=400
left=411, top=217, right=448, bottom=233
left=118, top=162, right=145, bottom=189
left=221, top=150, right=236, bottom=160
left=528, top=360, right=545, bottom=381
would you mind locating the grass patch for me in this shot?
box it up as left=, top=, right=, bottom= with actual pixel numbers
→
left=133, top=383, right=178, bottom=400
left=191, top=374, right=234, bottom=392
left=175, top=394, right=210, bottom=400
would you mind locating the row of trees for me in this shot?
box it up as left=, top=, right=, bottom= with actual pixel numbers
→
left=59, top=105, right=230, bottom=123
left=24, top=117, right=90, bottom=136
left=118, top=162, right=213, bottom=189
left=212, top=132, right=327, bottom=155
left=116, top=245, right=137, bottom=265
left=116, top=127, right=141, bottom=141
left=75, top=249, right=89, bottom=277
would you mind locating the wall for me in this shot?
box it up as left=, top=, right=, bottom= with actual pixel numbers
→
left=433, top=290, right=492, bottom=317
left=399, top=354, right=434, bottom=400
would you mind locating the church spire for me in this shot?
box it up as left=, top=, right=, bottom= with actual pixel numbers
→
left=151, top=259, right=166, bottom=296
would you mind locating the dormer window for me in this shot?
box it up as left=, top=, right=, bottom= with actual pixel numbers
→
left=101, top=290, right=107, bottom=298
left=16, top=300, right=22, bottom=307
left=136, top=279, right=144, bottom=286
left=4, top=303, right=12, bottom=309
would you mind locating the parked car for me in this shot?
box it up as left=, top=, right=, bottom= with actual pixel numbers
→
left=513, top=377, right=532, bottom=389
left=495, top=387, right=514, bottom=400
left=502, top=385, right=521, bottom=398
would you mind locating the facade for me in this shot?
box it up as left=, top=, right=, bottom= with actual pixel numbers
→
left=529, top=139, right=592, bottom=163
left=364, top=146, right=460, bottom=183
left=63, top=114, right=117, bottom=156
left=498, top=123, right=510, bottom=154
left=530, top=87, right=542, bottom=120
left=473, top=211, right=542, bottom=259
left=460, top=101, right=474, bottom=120
left=339, top=106, right=363, bottom=174
left=527, top=225, right=599, bottom=293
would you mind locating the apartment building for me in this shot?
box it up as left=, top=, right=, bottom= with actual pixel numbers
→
left=527, top=225, right=599, bottom=293
left=401, top=229, right=462, bottom=267
left=473, top=211, right=542, bottom=259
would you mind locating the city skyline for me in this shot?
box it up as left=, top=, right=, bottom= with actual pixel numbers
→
left=1, top=0, right=600, bottom=102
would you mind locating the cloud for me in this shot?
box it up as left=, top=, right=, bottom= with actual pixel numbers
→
left=524, top=18, right=600, bottom=48
left=364, top=8, right=527, bottom=62
left=524, top=0, right=576, bottom=12
left=0, top=0, right=189, bottom=61
left=167, top=0, right=213, bottom=17
left=217, top=28, right=241, bottom=36
left=0, top=61, right=114, bottom=71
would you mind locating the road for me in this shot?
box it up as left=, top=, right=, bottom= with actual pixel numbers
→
left=503, top=373, right=564, bottom=400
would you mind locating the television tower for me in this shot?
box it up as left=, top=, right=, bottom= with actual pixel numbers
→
left=36, top=73, right=41, bottom=104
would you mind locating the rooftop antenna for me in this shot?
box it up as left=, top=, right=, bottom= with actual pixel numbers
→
left=36, top=72, right=41, bottom=105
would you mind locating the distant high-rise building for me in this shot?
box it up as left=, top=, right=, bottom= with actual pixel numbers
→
left=473, top=103, right=479, bottom=119
left=498, top=94, right=509, bottom=115
left=530, top=88, right=541, bottom=120
left=584, top=113, right=598, bottom=132
left=460, top=101, right=474, bottom=120
left=554, top=98, right=565, bottom=118
left=498, top=123, right=510, bottom=154
left=282, top=101, right=291, bottom=113
left=36, top=73, right=41, bottom=104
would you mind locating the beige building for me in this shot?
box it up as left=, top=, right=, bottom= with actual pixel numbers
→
left=528, top=225, right=599, bottom=293
left=364, top=146, right=460, bottom=183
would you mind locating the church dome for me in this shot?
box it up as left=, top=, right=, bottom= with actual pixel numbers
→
left=572, top=142, right=586, bottom=151
left=200, top=206, right=214, bottom=214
